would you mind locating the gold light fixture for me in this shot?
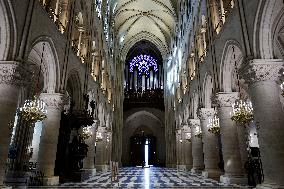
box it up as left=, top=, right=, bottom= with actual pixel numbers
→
left=19, top=98, right=47, bottom=124
left=207, top=114, right=220, bottom=135
left=194, top=126, right=202, bottom=138
left=19, top=43, right=47, bottom=124
left=96, top=131, right=103, bottom=142
left=231, top=99, right=253, bottom=125
left=81, top=126, right=93, bottom=140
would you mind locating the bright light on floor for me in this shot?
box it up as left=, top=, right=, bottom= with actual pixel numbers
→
left=145, top=139, right=149, bottom=167
left=144, top=167, right=150, bottom=189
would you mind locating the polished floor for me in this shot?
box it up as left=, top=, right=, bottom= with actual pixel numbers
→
left=53, top=167, right=242, bottom=188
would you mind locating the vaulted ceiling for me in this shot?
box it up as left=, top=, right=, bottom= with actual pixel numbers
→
left=113, top=0, right=177, bottom=59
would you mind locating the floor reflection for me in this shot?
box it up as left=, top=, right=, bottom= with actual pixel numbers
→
left=41, top=167, right=242, bottom=188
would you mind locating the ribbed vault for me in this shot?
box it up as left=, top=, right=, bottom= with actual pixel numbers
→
left=113, top=0, right=177, bottom=59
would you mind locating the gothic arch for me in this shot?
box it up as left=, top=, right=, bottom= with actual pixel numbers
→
left=0, top=0, right=16, bottom=60
left=220, top=40, right=244, bottom=92
left=27, top=37, right=60, bottom=93
left=202, top=72, right=213, bottom=108
left=253, top=0, right=284, bottom=59
left=66, top=69, right=82, bottom=109
left=125, top=110, right=162, bottom=127
left=272, top=7, right=284, bottom=59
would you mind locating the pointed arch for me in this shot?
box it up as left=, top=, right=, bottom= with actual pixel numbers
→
left=27, top=37, right=60, bottom=93
left=219, top=40, right=244, bottom=92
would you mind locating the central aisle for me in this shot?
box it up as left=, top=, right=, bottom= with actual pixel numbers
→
left=58, top=167, right=242, bottom=188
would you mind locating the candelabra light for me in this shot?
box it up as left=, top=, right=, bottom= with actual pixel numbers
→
left=185, top=132, right=191, bottom=142
left=207, top=114, right=220, bottom=135
left=194, top=126, right=202, bottom=138
left=96, top=131, right=103, bottom=142
left=81, top=126, right=93, bottom=140
left=19, top=98, right=47, bottom=124
left=231, top=99, right=254, bottom=125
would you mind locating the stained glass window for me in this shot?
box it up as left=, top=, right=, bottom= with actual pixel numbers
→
left=129, top=55, right=158, bottom=76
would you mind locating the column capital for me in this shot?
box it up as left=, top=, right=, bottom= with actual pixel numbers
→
left=198, top=108, right=215, bottom=120
left=216, top=92, right=238, bottom=107
left=40, top=93, right=64, bottom=111
left=187, top=119, right=200, bottom=128
left=0, top=61, right=29, bottom=86
left=239, top=59, right=284, bottom=85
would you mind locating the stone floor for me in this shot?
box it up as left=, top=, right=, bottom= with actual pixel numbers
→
left=29, top=167, right=244, bottom=188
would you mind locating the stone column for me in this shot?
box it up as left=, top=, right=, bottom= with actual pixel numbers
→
left=95, top=127, right=108, bottom=172
left=82, top=120, right=99, bottom=180
left=176, top=129, right=185, bottom=170
left=236, top=124, right=248, bottom=174
left=182, top=124, right=193, bottom=171
left=0, top=62, right=22, bottom=186
left=240, top=59, right=284, bottom=188
left=217, top=92, right=246, bottom=184
left=198, top=108, right=222, bottom=179
left=188, top=119, right=204, bottom=173
left=37, top=93, right=63, bottom=185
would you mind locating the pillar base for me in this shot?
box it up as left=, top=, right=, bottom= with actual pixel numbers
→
left=177, top=165, right=187, bottom=171
left=220, top=175, right=247, bottom=185
left=95, top=165, right=108, bottom=172
left=81, top=169, right=96, bottom=181
left=166, top=164, right=176, bottom=168
left=42, top=176, right=59, bottom=186
left=256, top=183, right=284, bottom=189
left=191, top=168, right=203, bottom=174
left=202, top=169, right=222, bottom=180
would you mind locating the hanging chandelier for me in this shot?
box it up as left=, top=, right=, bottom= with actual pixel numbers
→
left=207, top=114, right=220, bottom=135
left=81, top=126, right=93, bottom=140
left=96, top=131, right=103, bottom=142
left=230, top=45, right=254, bottom=126
left=185, top=132, right=191, bottom=142
left=19, top=43, right=47, bottom=124
left=19, top=98, right=47, bottom=124
left=231, top=99, right=253, bottom=125
left=194, top=126, right=202, bottom=138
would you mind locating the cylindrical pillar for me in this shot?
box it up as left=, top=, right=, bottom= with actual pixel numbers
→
left=188, top=119, right=204, bottom=173
left=95, top=127, right=108, bottom=172
left=0, top=62, right=21, bottom=186
left=37, top=93, right=63, bottom=185
left=198, top=108, right=222, bottom=179
left=182, top=124, right=193, bottom=170
left=217, top=92, right=246, bottom=184
left=240, top=59, right=284, bottom=188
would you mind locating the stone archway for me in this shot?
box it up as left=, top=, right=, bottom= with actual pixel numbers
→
left=0, top=0, right=15, bottom=61
left=28, top=39, right=60, bottom=94
left=122, top=110, right=165, bottom=166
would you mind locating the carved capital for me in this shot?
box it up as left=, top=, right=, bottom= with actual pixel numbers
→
left=0, top=61, right=29, bottom=86
left=239, top=59, right=284, bottom=85
left=187, top=119, right=200, bottom=128
left=40, top=93, right=64, bottom=111
left=198, top=108, right=215, bottom=120
left=216, top=92, right=238, bottom=107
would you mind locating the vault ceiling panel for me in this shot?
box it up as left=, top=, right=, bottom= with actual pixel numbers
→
left=114, top=0, right=177, bottom=55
